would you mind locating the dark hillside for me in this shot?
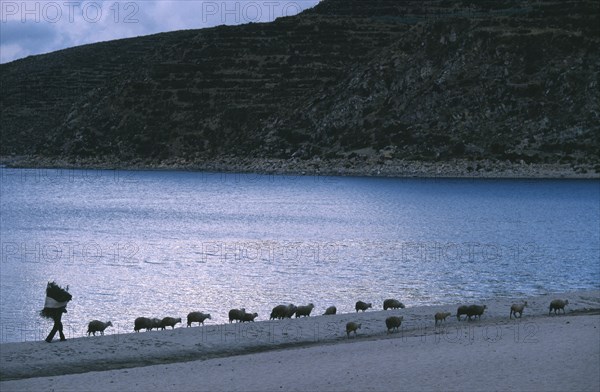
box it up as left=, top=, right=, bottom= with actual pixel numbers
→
left=1, top=0, right=598, bottom=172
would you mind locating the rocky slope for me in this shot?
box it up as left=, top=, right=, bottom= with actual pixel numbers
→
left=1, top=0, right=599, bottom=174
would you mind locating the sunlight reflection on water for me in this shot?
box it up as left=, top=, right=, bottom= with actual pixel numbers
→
left=1, top=169, right=598, bottom=342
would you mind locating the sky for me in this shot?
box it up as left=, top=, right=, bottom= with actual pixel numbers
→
left=0, top=0, right=321, bottom=63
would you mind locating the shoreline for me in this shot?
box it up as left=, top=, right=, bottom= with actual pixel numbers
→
left=1, top=156, right=599, bottom=179
left=1, top=289, right=598, bottom=385
left=3, top=313, right=598, bottom=392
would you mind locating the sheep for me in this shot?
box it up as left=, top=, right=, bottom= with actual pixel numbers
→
left=287, top=305, right=297, bottom=318
left=466, top=305, right=486, bottom=320
left=187, top=312, right=211, bottom=327
left=160, top=317, right=182, bottom=330
left=241, top=312, right=258, bottom=322
left=383, top=299, right=405, bottom=310
left=385, top=316, right=403, bottom=333
left=270, top=304, right=296, bottom=320
left=346, top=322, right=361, bottom=338
left=229, top=308, right=246, bottom=323
left=270, top=305, right=285, bottom=320
left=87, top=320, right=112, bottom=336
left=270, top=305, right=286, bottom=320
left=150, top=318, right=162, bottom=330
left=323, top=306, right=337, bottom=315
left=456, top=305, right=469, bottom=321
left=355, top=301, right=372, bottom=312
left=434, top=312, right=451, bottom=326
left=134, top=317, right=153, bottom=332
left=456, top=305, right=486, bottom=321
left=295, top=303, right=314, bottom=318
left=510, top=302, right=528, bottom=319
left=549, top=299, right=569, bottom=315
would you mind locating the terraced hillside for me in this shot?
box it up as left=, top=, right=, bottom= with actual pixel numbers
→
left=1, top=0, right=599, bottom=169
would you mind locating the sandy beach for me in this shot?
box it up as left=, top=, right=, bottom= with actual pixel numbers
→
left=1, top=290, right=599, bottom=391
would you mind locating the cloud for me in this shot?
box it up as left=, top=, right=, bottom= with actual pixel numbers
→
left=1, top=19, right=58, bottom=45
left=0, top=0, right=321, bottom=64
left=0, top=19, right=62, bottom=62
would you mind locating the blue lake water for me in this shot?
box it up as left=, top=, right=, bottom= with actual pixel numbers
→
left=0, top=168, right=598, bottom=342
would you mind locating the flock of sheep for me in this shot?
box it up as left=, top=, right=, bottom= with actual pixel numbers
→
left=86, top=298, right=571, bottom=338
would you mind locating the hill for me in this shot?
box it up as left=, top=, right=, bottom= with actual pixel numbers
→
left=1, top=0, right=599, bottom=176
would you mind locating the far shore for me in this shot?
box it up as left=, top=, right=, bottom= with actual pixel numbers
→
left=1, top=155, right=598, bottom=179
left=1, top=289, right=598, bottom=391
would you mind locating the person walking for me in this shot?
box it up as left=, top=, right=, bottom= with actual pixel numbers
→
left=40, top=282, right=72, bottom=343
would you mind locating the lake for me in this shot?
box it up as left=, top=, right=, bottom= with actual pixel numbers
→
left=1, top=168, right=598, bottom=342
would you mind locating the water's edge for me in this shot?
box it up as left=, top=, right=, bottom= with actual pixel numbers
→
left=1, top=156, right=599, bottom=179
left=1, top=289, right=598, bottom=381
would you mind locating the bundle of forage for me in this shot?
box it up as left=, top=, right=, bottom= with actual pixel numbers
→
left=40, top=281, right=72, bottom=319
